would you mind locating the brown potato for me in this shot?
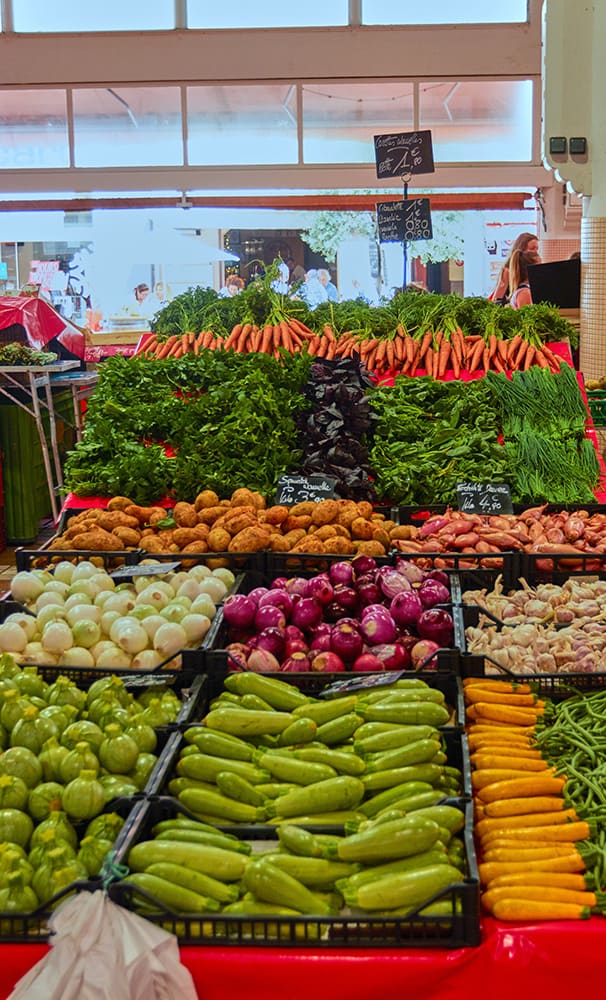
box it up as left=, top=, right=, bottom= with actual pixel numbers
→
left=371, top=512, right=386, bottom=522
left=372, top=526, right=391, bottom=549
left=173, top=528, right=202, bottom=548
left=112, top=526, right=141, bottom=547
left=330, top=524, right=351, bottom=539
left=125, top=505, right=167, bottom=526
left=181, top=540, right=209, bottom=554
left=194, top=490, right=220, bottom=511
left=390, top=525, right=416, bottom=541
left=311, top=500, right=340, bottom=526
left=353, top=540, right=387, bottom=557
left=221, top=509, right=257, bottom=535
left=192, top=523, right=209, bottom=540
left=281, top=529, right=307, bottom=548
left=198, top=506, right=227, bottom=525
left=107, top=496, right=135, bottom=512
left=326, top=536, right=355, bottom=555
left=313, top=525, right=340, bottom=542
left=149, top=509, right=170, bottom=526
left=351, top=517, right=375, bottom=540
left=139, top=535, right=170, bottom=554
left=269, top=535, right=292, bottom=551
left=97, top=511, right=140, bottom=532
left=356, top=501, right=374, bottom=520
left=228, top=526, right=271, bottom=553
left=283, top=515, right=313, bottom=532
left=208, top=528, right=232, bottom=552
left=173, top=502, right=198, bottom=528
left=264, top=505, right=290, bottom=526
left=71, top=530, right=123, bottom=552
left=230, top=488, right=266, bottom=510
left=289, top=502, right=315, bottom=517
left=337, top=509, right=358, bottom=530
left=291, top=536, right=326, bottom=554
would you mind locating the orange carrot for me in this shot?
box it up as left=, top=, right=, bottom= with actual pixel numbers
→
left=424, top=346, right=435, bottom=377
left=155, top=336, right=177, bottom=359
left=224, top=324, right=243, bottom=350
left=417, top=330, right=433, bottom=362
left=323, top=324, right=336, bottom=343
left=468, top=339, right=485, bottom=373
left=260, top=324, right=274, bottom=354
left=437, top=339, right=451, bottom=378
left=523, top=344, right=537, bottom=370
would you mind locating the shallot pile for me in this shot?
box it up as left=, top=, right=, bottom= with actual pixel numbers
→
left=466, top=620, right=606, bottom=675
left=222, top=555, right=455, bottom=673
left=463, top=575, right=606, bottom=626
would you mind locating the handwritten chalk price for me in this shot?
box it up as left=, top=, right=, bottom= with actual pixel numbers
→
left=456, top=482, right=513, bottom=516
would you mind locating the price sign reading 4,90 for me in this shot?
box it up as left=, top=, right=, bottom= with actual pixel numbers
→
left=456, top=482, right=514, bottom=516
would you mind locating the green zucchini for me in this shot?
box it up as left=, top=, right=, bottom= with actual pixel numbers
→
left=315, top=713, right=363, bottom=745
left=277, top=824, right=339, bottom=859
left=145, top=862, right=239, bottom=903
left=243, top=858, right=333, bottom=915
left=268, top=810, right=366, bottom=826
left=224, top=672, right=308, bottom=711
left=123, top=872, right=221, bottom=913
left=155, top=827, right=253, bottom=853
left=255, top=752, right=337, bottom=786
left=361, top=680, right=430, bottom=702
left=361, top=762, right=443, bottom=793
left=358, top=702, right=451, bottom=727
left=291, top=747, right=366, bottom=776
left=177, top=752, right=270, bottom=785
left=241, top=693, right=274, bottom=712
left=354, top=725, right=438, bottom=755
left=343, top=863, right=463, bottom=912
left=128, top=839, right=248, bottom=881
left=168, top=777, right=218, bottom=798
left=179, top=787, right=266, bottom=823
left=292, top=695, right=359, bottom=726
left=152, top=818, right=231, bottom=838
left=410, top=805, right=465, bottom=834
left=222, top=898, right=303, bottom=916
left=266, top=775, right=365, bottom=819
left=364, top=738, right=442, bottom=774
left=335, top=847, right=449, bottom=891
left=277, top=718, right=318, bottom=747
left=259, top=853, right=358, bottom=888
left=256, top=782, right=299, bottom=799
left=184, top=729, right=255, bottom=761
left=337, top=815, right=441, bottom=864
left=216, top=770, right=266, bottom=807
left=204, top=706, right=294, bottom=737
left=358, top=781, right=435, bottom=818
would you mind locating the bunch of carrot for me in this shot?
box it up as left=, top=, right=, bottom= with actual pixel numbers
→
left=465, top=677, right=601, bottom=922
left=138, top=319, right=319, bottom=360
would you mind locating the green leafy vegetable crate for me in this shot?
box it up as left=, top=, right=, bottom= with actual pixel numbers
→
left=587, top=390, right=606, bottom=426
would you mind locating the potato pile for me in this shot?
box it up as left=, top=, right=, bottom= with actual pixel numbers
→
left=49, top=490, right=403, bottom=558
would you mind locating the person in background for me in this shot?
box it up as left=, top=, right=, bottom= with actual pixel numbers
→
left=317, top=268, right=338, bottom=302
left=218, top=275, right=245, bottom=298
left=134, top=283, right=150, bottom=309
left=489, top=232, right=540, bottom=305
left=271, top=260, right=290, bottom=295
left=508, top=249, right=539, bottom=309
left=301, top=269, right=328, bottom=309
left=153, top=281, right=170, bottom=307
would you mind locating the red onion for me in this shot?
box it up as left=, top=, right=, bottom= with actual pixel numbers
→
left=418, top=579, right=450, bottom=609
left=223, top=594, right=257, bottom=629
left=281, top=652, right=312, bottom=672
left=351, top=555, right=377, bottom=576
left=308, top=621, right=333, bottom=640
left=360, top=604, right=393, bottom=620
left=411, top=639, right=440, bottom=670
left=284, top=638, right=309, bottom=658
left=290, top=597, right=323, bottom=631
left=333, top=585, right=358, bottom=610
left=254, top=604, right=287, bottom=632
left=330, top=622, right=364, bottom=662
left=248, top=586, right=269, bottom=605
left=390, top=591, right=423, bottom=628
left=226, top=642, right=249, bottom=672
left=417, top=608, right=454, bottom=647
left=270, top=577, right=288, bottom=590
left=371, top=642, right=411, bottom=671
left=304, top=574, right=334, bottom=606
left=284, top=624, right=305, bottom=643
left=285, top=577, right=308, bottom=598
left=377, top=567, right=411, bottom=600
left=255, top=627, right=286, bottom=658
left=310, top=633, right=332, bottom=653
left=355, top=576, right=382, bottom=607
left=247, top=648, right=281, bottom=673
left=360, top=611, right=397, bottom=646
left=394, top=557, right=426, bottom=585
left=258, top=589, right=294, bottom=616
left=310, top=650, right=346, bottom=673
left=328, top=561, right=354, bottom=586
left=427, top=569, right=449, bottom=588
left=352, top=652, right=386, bottom=672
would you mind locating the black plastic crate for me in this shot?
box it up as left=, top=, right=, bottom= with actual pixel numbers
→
left=456, top=651, right=606, bottom=691
left=106, top=795, right=480, bottom=949
left=15, top=546, right=138, bottom=572
left=0, top=794, right=141, bottom=943
left=519, top=551, right=606, bottom=585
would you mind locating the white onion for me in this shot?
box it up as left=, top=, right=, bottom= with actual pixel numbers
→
left=101, top=610, right=122, bottom=636
left=59, top=646, right=95, bottom=667
left=181, top=613, right=211, bottom=644
left=103, top=592, right=137, bottom=616
left=135, top=586, right=169, bottom=611
left=67, top=580, right=98, bottom=601
left=52, top=561, right=76, bottom=584
left=94, top=590, right=115, bottom=609
left=211, top=568, right=236, bottom=589
left=36, top=604, right=67, bottom=630
left=44, top=580, right=70, bottom=600
left=130, top=604, right=157, bottom=621
left=166, top=572, right=190, bottom=591
left=71, top=561, right=99, bottom=581
left=189, top=594, right=217, bottom=620
left=112, top=621, right=149, bottom=655
left=95, top=646, right=132, bottom=669
left=90, top=574, right=115, bottom=594
left=171, top=596, right=192, bottom=611
left=155, top=581, right=176, bottom=600
left=0, top=621, right=28, bottom=653
left=160, top=604, right=187, bottom=624
left=35, top=592, right=64, bottom=613
left=41, top=620, right=73, bottom=655
left=131, top=649, right=164, bottom=671
left=188, top=564, right=211, bottom=582
left=140, top=615, right=168, bottom=641
left=72, top=620, right=102, bottom=649
left=4, top=612, right=37, bottom=642
left=64, top=592, right=93, bottom=611
left=66, top=604, right=101, bottom=628
left=153, top=622, right=187, bottom=659
left=197, top=578, right=228, bottom=603
left=10, top=571, right=45, bottom=604
left=20, top=642, right=57, bottom=666
left=177, top=579, right=202, bottom=601
left=109, top=615, right=140, bottom=644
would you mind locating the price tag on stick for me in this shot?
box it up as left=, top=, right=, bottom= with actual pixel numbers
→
left=456, top=482, right=513, bottom=516
left=403, top=198, right=433, bottom=242
left=275, top=474, right=338, bottom=506
left=374, top=130, right=435, bottom=180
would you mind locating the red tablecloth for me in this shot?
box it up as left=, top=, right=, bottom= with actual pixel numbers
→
left=0, top=296, right=86, bottom=359
left=0, top=916, right=600, bottom=999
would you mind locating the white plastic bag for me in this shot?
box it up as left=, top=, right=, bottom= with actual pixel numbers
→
left=8, top=891, right=198, bottom=1000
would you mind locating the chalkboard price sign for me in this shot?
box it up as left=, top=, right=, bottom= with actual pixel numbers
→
left=275, top=474, right=338, bottom=506
left=111, top=561, right=181, bottom=580
left=320, top=670, right=406, bottom=698
left=403, top=198, right=433, bottom=242
left=377, top=201, right=405, bottom=243
left=374, top=130, right=435, bottom=180
left=456, top=482, right=514, bottom=516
